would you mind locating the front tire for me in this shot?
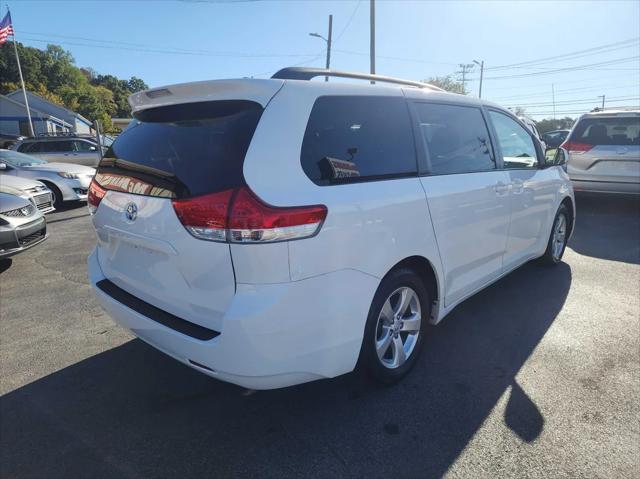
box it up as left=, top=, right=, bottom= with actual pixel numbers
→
left=42, top=182, right=64, bottom=209
left=361, top=268, right=430, bottom=385
left=540, top=204, right=570, bottom=265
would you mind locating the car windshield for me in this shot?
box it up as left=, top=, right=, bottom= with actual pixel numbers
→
left=0, top=149, right=49, bottom=167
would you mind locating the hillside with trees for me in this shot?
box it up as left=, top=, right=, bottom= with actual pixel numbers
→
left=0, top=43, right=147, bottom=132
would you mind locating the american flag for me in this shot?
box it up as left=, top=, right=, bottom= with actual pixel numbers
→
left=0, top=12, right=14, bottom=45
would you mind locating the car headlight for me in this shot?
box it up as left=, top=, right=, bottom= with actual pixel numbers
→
left=57, top=172, right=80, bottom=179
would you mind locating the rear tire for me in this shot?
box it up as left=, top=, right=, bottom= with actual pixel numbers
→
left=42, top=182, right=63, bottom=209
left=540, top=204, right=570, bottom=265
left=360, top=268, right=430, bottom=385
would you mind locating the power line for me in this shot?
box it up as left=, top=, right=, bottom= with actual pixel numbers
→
left=332, top=48, right=457, bottom=65
left=502, top=96, right=640, bottom=108
left=489, top=83, right=640, bottom=101
left=333, top=0, right=363, bottom=44
left=18, top=35, right=317, bottom=58
left=485, top=37, right=640, bottom=71
left=482, top=56, right=639, bottom=80
left=490, top=44, right=638, bottom=70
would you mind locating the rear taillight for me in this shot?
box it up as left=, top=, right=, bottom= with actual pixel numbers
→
left=561, top=141, right=593, bottom=154
left=172, top=189, right=233, bottom=242
left=172, top=186, right=327, bottom=243
left=87, top=179, right=106, bottom=214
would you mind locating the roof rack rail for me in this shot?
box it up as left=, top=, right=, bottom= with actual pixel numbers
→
left=271, top=67, right=444, bottom=91
left=590, top=106, right=639, bottom=112
left=36, top=132, right=95, bottom=138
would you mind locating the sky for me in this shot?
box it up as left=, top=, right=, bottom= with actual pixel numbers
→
left=5, top=0, right=640, bottom=119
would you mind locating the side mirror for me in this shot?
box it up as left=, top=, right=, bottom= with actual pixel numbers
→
left=0, top=162, right=7, bottom=171
left=89, top=146, right=97, bottom=151
left=544, top=147, right=568, bottom=171
left=554, top=147, right=567, bottom=165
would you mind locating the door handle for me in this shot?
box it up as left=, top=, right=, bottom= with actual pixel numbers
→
left=494, top=182, right=510, bottom=195
left=511, top=179, right=524, bottom=194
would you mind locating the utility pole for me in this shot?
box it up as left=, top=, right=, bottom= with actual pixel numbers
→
left=552, top=83, right=556, bottom=119
left=473, top=60, right=484, bottom=98
left=326, top=14, right=332, bottom=81
left=308, top=14, right=333, bottom=82
left=370, top=0, right=375, bottom=83
left=597, top=94, right=605, bottom=109
left=456, top=63, right=474, bottom=94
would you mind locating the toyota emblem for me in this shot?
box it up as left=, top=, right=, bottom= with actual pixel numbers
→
left=125, top=202, right=138, bottom=222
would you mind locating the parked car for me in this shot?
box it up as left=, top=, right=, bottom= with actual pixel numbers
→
left=0, top=175, right=55, bottom=214
left=10, top=136, right=103, bottom=167
left=542, top=129, right=570, bottom=149
left=0, top=133, right=25, bottom=150
left=518, top=115, right=547, bottom=151
left=562, top=108, right=639, bottom=194
left=0, top=149, right=95, bottom=208
left=0, top=191, right=47, bottom=258
left=87, top=68, right=575, bottom=390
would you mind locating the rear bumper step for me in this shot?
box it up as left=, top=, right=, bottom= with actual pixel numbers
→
left=95, top=279, right=220, bottom=340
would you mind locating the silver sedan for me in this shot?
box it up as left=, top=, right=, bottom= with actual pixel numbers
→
left=0, top=191, right=47, bottom=258
left=0, top=149, right=95, bottom=208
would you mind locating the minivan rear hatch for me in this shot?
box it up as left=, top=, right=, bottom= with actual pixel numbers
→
left=91, top=94, right=270, bottom=332
left=566, top=115, right=640, bottom=182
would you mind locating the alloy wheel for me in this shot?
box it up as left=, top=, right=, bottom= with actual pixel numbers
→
left=374, top=286, right=422, bottom=369
left=552, top=214, right=567, bottom=260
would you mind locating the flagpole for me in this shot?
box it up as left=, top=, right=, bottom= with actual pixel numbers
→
left=8, top=7, right=35, bottom=137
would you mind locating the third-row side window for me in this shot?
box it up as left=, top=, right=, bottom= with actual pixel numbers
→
left=414, top=103, right=495, bottom=175
left=301, top=96, right=417, bottom=185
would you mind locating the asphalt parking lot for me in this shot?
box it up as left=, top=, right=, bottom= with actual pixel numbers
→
left=1, top=194, right=638, bottom=478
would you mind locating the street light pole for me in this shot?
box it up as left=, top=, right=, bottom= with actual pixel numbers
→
left=473, top=59, right=484, bottom=98
left=309, top=14, right=333, bottom=82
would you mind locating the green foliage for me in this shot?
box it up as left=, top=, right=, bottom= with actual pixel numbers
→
left=424, top=75, right=467, bottom=95
left=0, top=42, right=148, bottom=132
left=535, top=117, right=575, bottom=134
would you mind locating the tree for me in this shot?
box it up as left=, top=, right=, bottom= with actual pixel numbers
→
left=128, top=77, right=148, bottom=93
left=535, top=117, right=575, bottom=134
left=424, top=75, right=466, bottom=95
left=0, top=42, right=148, bottom=131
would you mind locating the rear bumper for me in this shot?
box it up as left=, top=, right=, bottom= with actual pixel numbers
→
left=88, top=249, right=378, bottom=389
left=571, top=178, right=640, bottom=195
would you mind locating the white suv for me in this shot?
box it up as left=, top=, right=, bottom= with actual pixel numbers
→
left=88, top=68, right=575, bottom=389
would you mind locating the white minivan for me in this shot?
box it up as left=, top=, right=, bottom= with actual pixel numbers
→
left=88, top=68, right=575, bottom=390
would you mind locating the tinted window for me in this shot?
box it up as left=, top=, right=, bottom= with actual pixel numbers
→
left=39, top=141, right=73, bottom=152
left=74, top=140, right=95, bottom=152
left=415, top=103, right=494, bottom=175
left=17, top=142, right=36, bottom=153
left=489, top=111, right=538, bottom=169
left=301, top=96, right=416, bottom=185
left=570, top=117, right=640, bottom=146
left=97, top=101, right=263, bottom=199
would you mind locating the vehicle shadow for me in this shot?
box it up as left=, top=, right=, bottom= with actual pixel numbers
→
left=0, top=262, right=571, bottom=478
left=568, top=193, right=640, bottom=265
left=50, top=201, right=87, bottom=214
left=0, top=258, right=12, bottom=274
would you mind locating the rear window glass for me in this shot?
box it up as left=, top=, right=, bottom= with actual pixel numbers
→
left=301, top=96, right=417, bottom=185
left=96, top=100, right=263, bottom=199
left=571, top=117, right=640, bottom=146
